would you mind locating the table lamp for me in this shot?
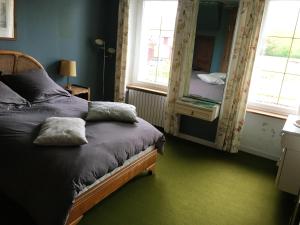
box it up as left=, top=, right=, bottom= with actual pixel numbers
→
left=59, top=60, right=77, bottom=90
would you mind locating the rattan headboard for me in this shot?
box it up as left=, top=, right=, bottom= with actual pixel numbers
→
left=0, top=50, right=44, bottom=74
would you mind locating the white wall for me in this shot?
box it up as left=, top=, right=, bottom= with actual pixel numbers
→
left=240, top=112, right=286, bottom=161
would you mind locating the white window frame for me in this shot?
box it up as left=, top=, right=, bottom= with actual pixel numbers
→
left=126, top=0, right=178, bottom=92
left=247, top=0, right=299, bottom=116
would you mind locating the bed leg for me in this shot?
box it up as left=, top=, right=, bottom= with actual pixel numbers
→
left=146, top=164, right=156, bottom=175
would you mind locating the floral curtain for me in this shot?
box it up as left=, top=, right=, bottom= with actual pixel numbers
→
left=114, top=0, right=129, bottom=102
left=216, top=0, right=266, bottom=153
left=164, top=0, right=199, bottom=134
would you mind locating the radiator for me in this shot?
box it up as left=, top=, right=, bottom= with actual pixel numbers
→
left=127, top=89, right=166, bottom=127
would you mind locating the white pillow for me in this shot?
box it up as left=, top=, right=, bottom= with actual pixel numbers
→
left=86, top=101, right=138, bottom=123
left=209, top=72, right=227, bottom=80
left=197, top=74, right=225, bottom=85
left=34, top=117, right=88, bottom=146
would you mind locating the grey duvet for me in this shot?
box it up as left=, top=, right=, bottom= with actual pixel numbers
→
left=0, top=96, right=165, bottom=225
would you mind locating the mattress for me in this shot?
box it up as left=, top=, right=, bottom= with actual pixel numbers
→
left=188, top=70, right=225, bottom=103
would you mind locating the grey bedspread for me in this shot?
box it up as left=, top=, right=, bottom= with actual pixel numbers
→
left=0, top=96, right=165, bottom=225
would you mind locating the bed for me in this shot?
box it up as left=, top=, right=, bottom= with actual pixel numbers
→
left=0, top=50, right=165, bottom=225
left=188, top=70, right=225, bottom=103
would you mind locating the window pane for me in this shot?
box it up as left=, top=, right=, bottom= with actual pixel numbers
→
left=147, top=30, right=160, bottom=59
left=143, top=1, right=178, bottom=30
left=160, top=2, right=178, bottom=30
left=289, top=38, right=300, bottom=60
left=256, top=37, right=291, bottom=73
left=286, top=58, right=300, bottom=76
left=286, top=39, right=300, bottom=75
left=158, top=30, right=174, bottom=59
left=249, top=71, right=283, bottom=104
left=248, top=1, right=300, bottom=113
left=255, top=55, right=288, bottom=74
left=278, top=74, right=300, bottom=107
left=137, top=0, right=178, bottom=86
left=295, top=17, right=300, bottom=38
left=143, top=2, right=162, bottom=29
left=264, top=1, right=299, bottom=37
left=141, top=62, right=157, bottom=83
left=156, top=59, right=171, bottom=84
left=262, top=37, right=292, bottom=59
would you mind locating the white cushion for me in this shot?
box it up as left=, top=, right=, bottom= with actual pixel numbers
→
left=34, top=117, right=88, bottom=146
left=197, top=74, right=225, bottom=85
left=86, top=101, right=138, bottom=123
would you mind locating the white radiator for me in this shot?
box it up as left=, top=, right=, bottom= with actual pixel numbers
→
left=127, top=89, right=166, bottom=127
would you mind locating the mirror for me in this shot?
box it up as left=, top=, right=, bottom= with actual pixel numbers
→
left=186, top=1, right=239, bottom=103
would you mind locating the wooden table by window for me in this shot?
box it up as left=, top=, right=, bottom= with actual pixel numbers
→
left=66, top=85, right=90, bottom=101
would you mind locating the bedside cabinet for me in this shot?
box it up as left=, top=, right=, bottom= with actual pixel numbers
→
left=276, top=115, right=300, bottom=195
left=66, top=85, right=90, bottom=101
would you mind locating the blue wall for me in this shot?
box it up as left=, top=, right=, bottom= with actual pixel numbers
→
left=210, top=7, right=230, bottom=72
left=0, top=0, right=115, bottom=100
left=103, top=0, right=119, bottom=101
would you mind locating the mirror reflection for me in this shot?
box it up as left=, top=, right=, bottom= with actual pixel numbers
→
left=187, top=1, right=238, bottom=103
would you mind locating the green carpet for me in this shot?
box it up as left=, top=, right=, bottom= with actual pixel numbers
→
left=79, top=135, right=295, bottom=225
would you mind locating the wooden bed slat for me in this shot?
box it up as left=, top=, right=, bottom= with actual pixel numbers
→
left=0, top=54, right=15, bottom=74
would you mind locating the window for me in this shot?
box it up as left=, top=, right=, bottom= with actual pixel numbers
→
left=248, top=0, right=300, bottom=115
left=127, top=0, right=178, bottom=89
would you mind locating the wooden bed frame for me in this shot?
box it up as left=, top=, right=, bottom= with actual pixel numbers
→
left=0, top=50, right=158, bottom=225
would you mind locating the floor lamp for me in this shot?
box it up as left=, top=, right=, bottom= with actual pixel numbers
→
left=95, top=38, right=116, bottom=100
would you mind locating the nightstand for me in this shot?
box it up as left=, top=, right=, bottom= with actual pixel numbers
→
left=66, top=85, right=90, bottom=101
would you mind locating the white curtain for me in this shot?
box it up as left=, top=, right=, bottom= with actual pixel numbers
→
left=215, top=0, right=266, bottom=152
left=164, top=0, right=199, bottom=134
left=114, top=0, right=129, bottom=102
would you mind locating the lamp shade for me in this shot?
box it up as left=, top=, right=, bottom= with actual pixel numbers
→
left=59, top=60, right=77, bottom=77
left=95, top=38, right=105, bottom=46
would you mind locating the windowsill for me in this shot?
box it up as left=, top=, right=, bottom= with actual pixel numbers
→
left=126, top=83, right=167, bottom=96
left=246, top=108, right=288, bottom=120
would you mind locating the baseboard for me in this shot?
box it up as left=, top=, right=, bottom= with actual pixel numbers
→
left=177, top=133, right=219, bottom=149
left=240, top=145, right=279, bottom=161
left=175, top=133, right=279, bottom=161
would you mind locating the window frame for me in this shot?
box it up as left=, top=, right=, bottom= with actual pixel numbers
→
left=126, top=0, right=178, bottom=91
left=247, top=0, right=300, bottom=116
